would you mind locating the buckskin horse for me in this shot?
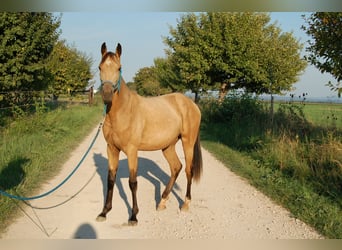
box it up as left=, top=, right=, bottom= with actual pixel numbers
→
left=96, top=42, right=202, bottom=225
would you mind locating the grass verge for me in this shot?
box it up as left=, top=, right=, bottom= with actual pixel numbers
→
left=201, top=140, right=342, bottom=238
left=0, top=102, right=103, bottom=234
left=200, top=94, right=342, bottom=238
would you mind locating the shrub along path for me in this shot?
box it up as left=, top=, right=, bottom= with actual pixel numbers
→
left=1, top=124, right=322, bottom=239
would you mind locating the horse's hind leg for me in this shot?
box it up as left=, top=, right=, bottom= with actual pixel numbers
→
left=180, top=139, right=195, bottom=212
left=157, top=143, right=182, bottom=211
left=96, top=144, right=120, bottom=222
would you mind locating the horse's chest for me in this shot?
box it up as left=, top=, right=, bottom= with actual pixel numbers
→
left=103, top=119, right=137, bottom=148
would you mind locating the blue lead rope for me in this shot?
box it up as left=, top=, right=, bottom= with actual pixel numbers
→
left=117, top=68, right=122, bottom=93
left=103, top=104, right=107, bottom=116
left=0, top=122, right=103, bottom=201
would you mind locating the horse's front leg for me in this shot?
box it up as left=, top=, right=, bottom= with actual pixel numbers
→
left=127, top=149, right=139, bottom=225
left=96, top=144, right=120, bottom=222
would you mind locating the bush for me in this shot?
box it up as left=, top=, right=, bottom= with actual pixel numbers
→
left=201, top=92, right=269, bottom=151
left=200, top=93, right=342, bottom=207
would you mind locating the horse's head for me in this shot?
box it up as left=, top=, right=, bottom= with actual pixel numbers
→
left=99, top=42, right=122, bottom=104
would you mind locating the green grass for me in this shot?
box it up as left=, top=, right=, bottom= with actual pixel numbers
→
left=200, top=95, right=342, bottom=238
left=0, top=101, right=103, bottom=233
left=275, top=102, right=342, bottom=128
left=304, top=103, right=341, bottom=128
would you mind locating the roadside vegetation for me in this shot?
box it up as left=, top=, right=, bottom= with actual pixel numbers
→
left=0, top=12, right=100, bottom=235
left=200, top=93, right=342, bottom=238
left=0, top=97, right=102, bottom=234
left=1, top=11, right=341, bottom=238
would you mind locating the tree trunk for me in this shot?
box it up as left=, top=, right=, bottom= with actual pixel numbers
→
left=194, top=91, right=200, bottom=103
left=218, top=82, right=228, bottom=103
left=270, top=93, right=274, bottom=126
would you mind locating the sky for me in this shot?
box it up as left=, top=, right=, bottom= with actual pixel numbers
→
left=58, top=12, right=338, bottom=98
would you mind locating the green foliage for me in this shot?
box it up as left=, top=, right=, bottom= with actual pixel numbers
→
left=164, top=13, right=211, bottom=102
left=47, top=40, right=93, bottom=99
left=302, top=12, right=342, bottom=93
left=154, top=57, right=183, bottom=92
left=259, top=28, right=307, bottom=95
left=0, top=13, right=60, bottom=108
left=164, top=12, right=306, bottom=100
left=201, top=93, right=269, bottom=151
left=0, top=13, right=93, bottom=119
left=273, top=102, right=311, bottom=137
left=201, top=95, right=342, bottom=237
left=133, top=66, right=170, bottom=96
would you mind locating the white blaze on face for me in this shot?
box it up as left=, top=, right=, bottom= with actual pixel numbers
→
left=101, top=59, right=119, bottom=84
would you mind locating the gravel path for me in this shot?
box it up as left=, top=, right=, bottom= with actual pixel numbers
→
left=1, top=123, right=323, bottom=239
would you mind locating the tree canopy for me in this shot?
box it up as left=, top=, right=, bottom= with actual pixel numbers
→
left=302, top=12, right=342, bottom=97
left=0, top=12, right=94, bottom=112
left=154, top=57, right=183, bottom=93
left=133, top=65, right=170, bottom=96
left=0, top=13, right=60, bottom=92
left=163, top=12, right=307, bottom=101
left=47, top=40, right=93, bottom=99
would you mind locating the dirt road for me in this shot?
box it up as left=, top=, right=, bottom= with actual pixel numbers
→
left=1, top=123, right=323, bottom=239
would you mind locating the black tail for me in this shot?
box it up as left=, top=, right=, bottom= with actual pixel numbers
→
left=192, top=134, right=203, bottom=182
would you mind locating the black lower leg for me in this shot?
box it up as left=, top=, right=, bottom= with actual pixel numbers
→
left=185, top=179, right=192, bottom=201
left=98, top=170, right=116, bottom=218
left=129, top=180, right=139, bottom=223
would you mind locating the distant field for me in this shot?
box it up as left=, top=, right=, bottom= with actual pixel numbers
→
left=272, top=101, right=342, bottom=128
left=301, top=102, right=342, bottom=127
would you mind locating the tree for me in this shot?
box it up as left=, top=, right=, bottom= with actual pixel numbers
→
left=302, top=12, right=342, bottom=97
left=0, top=13, right=60, bottom=108
left=199, top=12, right=270, bottom=99
left=47, top=40, right=93, bottom=99
left=164, top=12, right=306, bottom=101
left=154, top=56, right=183, bottom=93
left=259, top=27, right=307, bottom=121
left=133, top=66, right=170, bottom=96
left=164, top=13, right=211, bottom=102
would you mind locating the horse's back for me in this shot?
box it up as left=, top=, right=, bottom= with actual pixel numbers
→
left=152, top=93, right=200, bottom=116
left=150, top=93, right=201, bottom=134
left=137, top=92, right=195, bottom=111
left=164, top=93, right=201, bottom=122
left=134, top=93, right=200, bottom=148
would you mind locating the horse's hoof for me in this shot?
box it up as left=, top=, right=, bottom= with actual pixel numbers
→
left=180, top=198, right=191, bottom=212
left=180, top=204, right=189, bottom=212
left=157, top=197, right=168, bottom=211
left=128, top=220, right=138, bottom=226
left=96, top=215, right=106, bottom=222
left=157, top=204, right=166, bottom=211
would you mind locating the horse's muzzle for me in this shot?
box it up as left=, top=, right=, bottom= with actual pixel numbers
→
left=102, top=90, right=113, bottom=105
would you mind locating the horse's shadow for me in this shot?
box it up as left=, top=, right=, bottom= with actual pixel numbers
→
left=0, top=157, right=29, bottom=191
left=93, top=153, right=183, bottom=216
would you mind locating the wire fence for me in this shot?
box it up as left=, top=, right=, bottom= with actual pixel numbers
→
left=0, top=89, right=93, bottom=112
left=0, top=89, right=96, bottom=129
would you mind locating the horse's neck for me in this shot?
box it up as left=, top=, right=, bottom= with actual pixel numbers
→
left=109, top=78, right=132, bottom=113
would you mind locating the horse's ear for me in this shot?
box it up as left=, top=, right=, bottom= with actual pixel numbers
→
left=101, top=42, right=107, bottom=56
left=116, top=43, right=122, bottom=57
